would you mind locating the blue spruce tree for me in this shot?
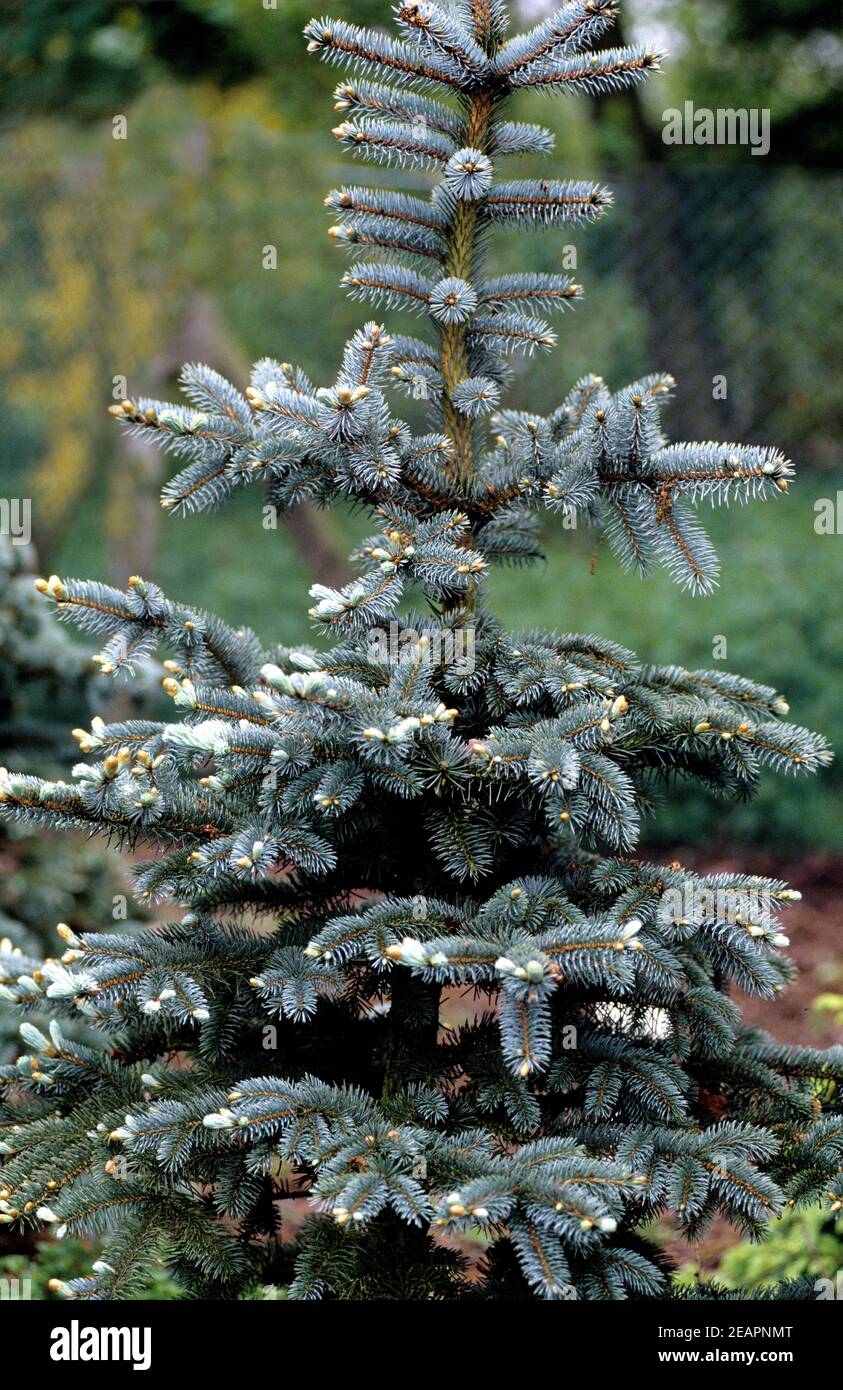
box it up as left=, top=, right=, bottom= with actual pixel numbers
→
left=1, top=1, right=840, bottom=1301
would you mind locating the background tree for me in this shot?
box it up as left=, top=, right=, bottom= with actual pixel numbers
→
left=0, top=537, right=146, bottom=1068
left=644, top=0, right=842, bottom=168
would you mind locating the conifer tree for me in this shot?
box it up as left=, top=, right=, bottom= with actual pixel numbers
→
left=0, top=538, right=143, bottom=1065
left=1, top=1, right=840, bottom=1301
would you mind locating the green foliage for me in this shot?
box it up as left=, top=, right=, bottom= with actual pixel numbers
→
left=0, top=1235, right=180, bottom=1301
left=715, top=1205, right=843, bottom=1292
left=814, top=995, right=843, bottom=1030
left=0, top=537, right=97, bottom=768
left=0, top=0, right=260, bottom=119
left=0, top=539, right=146, bottom=1064
left=651, top=0, right=841, bottom=167
left=1, top=1, right=839, bottom=1303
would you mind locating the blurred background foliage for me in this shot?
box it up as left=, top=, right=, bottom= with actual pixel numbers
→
left=0, top=537, right=151, bottom=1065
left=0, top=0, right=840, bottom=1301
left=0, top=0, right=841, bottom=850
